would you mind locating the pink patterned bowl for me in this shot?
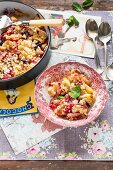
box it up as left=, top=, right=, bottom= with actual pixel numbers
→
left=34, top=62, right=108, bottom=127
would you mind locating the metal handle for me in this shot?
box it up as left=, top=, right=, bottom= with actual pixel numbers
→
left=104, top=43, right=107, bottom=70
left=101, top=42, right=109, bottom=80
left=103, top=42, right=109, bottom=80
left=93, top=39, right=101, bottom=69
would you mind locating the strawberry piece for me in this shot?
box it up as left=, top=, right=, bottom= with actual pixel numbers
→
left=65, top=103, right=73, bottom=113
left=3, top=74, right=11, bottom=79
left=49, top=102, right=57, bottom=110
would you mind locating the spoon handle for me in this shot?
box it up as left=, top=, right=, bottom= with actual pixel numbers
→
left=22, top=19, right=65, bottom=26
left=104, top=43, right=107, bottom=69
left=93, top=39, right=102, bottom=72
left=102, top=43, right=109, bottom=80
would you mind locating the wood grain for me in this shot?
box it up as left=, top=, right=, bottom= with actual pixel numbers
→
left=1, top=0, right=113, bottom=169
left=17, top=0, right=113, bottom=10
left=1, top=160, right=113, bottom=170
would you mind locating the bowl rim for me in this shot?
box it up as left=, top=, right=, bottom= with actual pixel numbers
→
left=0, top=0, right=51, bottom=82
left=34, top=61, right=108, bottom=127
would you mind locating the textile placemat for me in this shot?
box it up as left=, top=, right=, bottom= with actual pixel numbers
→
left=0, top=10, right=113, bottom=160
left=0, top=52, right=87, bottom=155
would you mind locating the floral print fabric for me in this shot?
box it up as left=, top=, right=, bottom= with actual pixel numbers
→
left=81, top=121, right=113, bottom=159
left=0, top=10, right=113, bottom=160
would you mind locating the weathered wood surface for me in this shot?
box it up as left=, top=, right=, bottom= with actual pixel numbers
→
left=1, top=160, right=113, bottom=170
left=18, top=0, right=113, bottom=10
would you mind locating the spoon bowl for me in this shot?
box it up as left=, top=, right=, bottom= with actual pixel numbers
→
left=98, top=22, right=111, bottom=43
left=86, top=19, right=98, bottom=40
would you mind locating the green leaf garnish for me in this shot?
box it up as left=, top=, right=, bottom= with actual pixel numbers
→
left=72, top=2, right=83, bottom=12
left=72, top=0, right=94, bottom=12
left=69, top=85, right=81, bottom=99
left=66, top=15, right=79, bottom=27
left=82, top=0, right=94, bottom=8
left=0, top=40, right=2, bottom=46
left=58, top=96, right=65, bottom=99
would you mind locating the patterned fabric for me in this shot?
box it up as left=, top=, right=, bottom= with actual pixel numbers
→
left=0, top=10, right=113, bottom=160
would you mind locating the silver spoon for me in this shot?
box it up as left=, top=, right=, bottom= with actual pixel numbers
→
left=98, top=22, right=111, bottom=80
left=106, top=63, right=113, bottom=80
left=86, top=19, right=103, bottom=74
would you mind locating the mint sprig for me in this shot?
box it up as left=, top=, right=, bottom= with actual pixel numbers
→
left=66, top=15, right=79, bottom=27
left=72, top=0, right=94, bottom=12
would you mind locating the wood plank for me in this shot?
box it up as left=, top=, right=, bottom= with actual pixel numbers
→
left=0, top=160, right=113, bottom=170
left=18, top=0, right=113, bottom=10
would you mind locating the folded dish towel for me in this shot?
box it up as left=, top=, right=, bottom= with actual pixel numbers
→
left=0, top=81, right=38, bottom=117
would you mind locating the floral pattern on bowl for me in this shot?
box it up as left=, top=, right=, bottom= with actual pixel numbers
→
left=34, top=62, right=108, bottom=127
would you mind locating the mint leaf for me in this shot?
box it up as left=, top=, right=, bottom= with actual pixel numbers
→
left=58, top=96, right=65, bottom=99
left=0, top=40, right=2, bottom=46
left=69, top=85, right=81, bottom=98
left=82, top=0, right=94, bottom=8
left=72, top=1, right=94, bottom=12
left=72, top=2, right=83, bottom=12
left=66, top=15, right=79, bottom=27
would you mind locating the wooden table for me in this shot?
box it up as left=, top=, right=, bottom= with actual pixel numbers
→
left=1, top=0, right=113, bottom=169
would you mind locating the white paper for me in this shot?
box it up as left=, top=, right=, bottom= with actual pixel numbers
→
left=37, top=9, right=101, bottom=58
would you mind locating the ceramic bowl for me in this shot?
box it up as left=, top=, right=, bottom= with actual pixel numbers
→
left=35, top=62, right=108, bottom=127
